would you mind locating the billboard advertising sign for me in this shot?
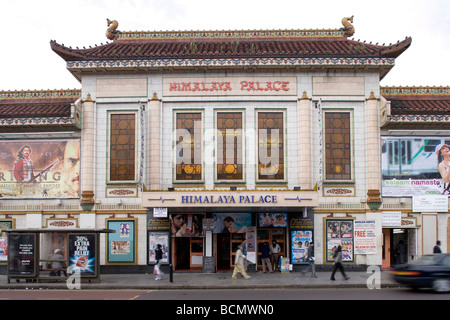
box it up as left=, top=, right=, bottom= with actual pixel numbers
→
left=0, top=140, right=80, bottom=198
left=381, top=137, right=450, bottom=196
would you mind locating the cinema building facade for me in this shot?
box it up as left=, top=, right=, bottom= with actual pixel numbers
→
left=1, top=18, right=448, bottom=274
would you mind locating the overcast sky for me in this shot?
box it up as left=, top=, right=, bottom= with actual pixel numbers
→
left=1, top=0, right=448, bottom=91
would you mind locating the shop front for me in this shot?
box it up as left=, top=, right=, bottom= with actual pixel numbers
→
left=144, top=190, right=317, bottom=272
left=381, top=212, right=419, bottom=270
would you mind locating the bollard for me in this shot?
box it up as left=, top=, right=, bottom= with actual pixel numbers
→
left=170, top=264, right=173, bottom=283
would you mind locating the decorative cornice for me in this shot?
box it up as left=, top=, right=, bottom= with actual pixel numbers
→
left=389, top=114, right=450, bottom=122
left=381, top=86, right=450, bottom=96
left=0, top=117, right=77, bottom=127
left=67, top=56, right=395, bottom=71
left=0, top=89, right=81, bottom=100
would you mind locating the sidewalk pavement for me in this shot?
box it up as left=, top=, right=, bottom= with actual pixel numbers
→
left=0, top=270, right=403, bottom=290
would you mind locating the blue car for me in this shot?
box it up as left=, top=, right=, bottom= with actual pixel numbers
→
left=391, top=254, right=450, bottom=293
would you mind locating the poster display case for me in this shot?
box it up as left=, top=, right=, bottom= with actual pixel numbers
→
left=106, top=219, right=137, bottom=264
left=324, top=218, right=355, bottom=263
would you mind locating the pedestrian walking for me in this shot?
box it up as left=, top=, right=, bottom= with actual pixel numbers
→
left=270, top=240, right=281, bottom=272
left=241, top=239, right=248, bottom=270
left=433, top=240, right=442, bottom=253
left=302, top=242, right=317, bottom=278
left=330, top=245, right=350, bottom=281
left=154, top=244, right=164, bottom=280
left=261, top=241, right=272, bottom=273
left=232, top=244, right=251, bottom=280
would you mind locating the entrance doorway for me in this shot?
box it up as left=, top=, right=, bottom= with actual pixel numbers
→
left=382, top=228, right=416, bottom=270
left=215, top=233, right=246, bottom=270
left=173, top=237, right=203, bottom=271
left=257, top=228, right=286, bottom=270
left=216, top=233, right=231, bottom=270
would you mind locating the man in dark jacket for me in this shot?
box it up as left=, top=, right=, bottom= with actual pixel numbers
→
left=303, top=242, right=317, bottom=278
left=434, top=241, right=442, bottom=253
left=261, top=242, right=272, bottom=273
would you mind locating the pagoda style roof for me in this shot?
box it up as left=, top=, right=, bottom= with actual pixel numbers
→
left=381, top=86, right=450, bottom=127
left=0, top=89, right=81, bottom=128
left=51, top=31, right=411, bottom=61
left=50, top=18, right=411, bottom=80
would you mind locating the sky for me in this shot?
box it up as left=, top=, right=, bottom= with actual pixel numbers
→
left=1, top=0, right=449, bottom=91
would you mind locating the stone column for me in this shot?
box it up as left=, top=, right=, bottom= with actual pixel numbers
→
left=80, top=94, right=95, bottom=213
left=148, top=93, right=161, bottom=190
left=298, top=92, right=312, bottom=190
left=366, top=92, right=382, bottom=210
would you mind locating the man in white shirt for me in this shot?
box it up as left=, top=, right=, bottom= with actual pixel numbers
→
left=270, top=240, right=281, bottom=271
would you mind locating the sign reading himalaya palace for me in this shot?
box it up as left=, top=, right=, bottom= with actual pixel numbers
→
left=163, top=77, right=297, bottom=96
left=143, top=190, right=317, bottom=208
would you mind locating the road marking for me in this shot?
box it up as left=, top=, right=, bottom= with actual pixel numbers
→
left=129, top=290, right=154, bottom=300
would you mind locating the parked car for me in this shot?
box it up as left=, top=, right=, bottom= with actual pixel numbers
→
left=391, top=254, right=450, bottom=292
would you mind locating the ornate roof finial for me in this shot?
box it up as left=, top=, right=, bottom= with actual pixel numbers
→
left=340, top=16, right=355, bottom=37
left=106, top=19, right=121, bottom=40
left=299, top=91, right=311, bottom=100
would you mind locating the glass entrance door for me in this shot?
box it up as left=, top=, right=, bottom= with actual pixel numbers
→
left=215, top=233, right=247, bottom=270
left=173, top=237, right=203, bottom=271
left=257, top=228, right=286, bottom=270
left=216, top=233, right=231, bottom=270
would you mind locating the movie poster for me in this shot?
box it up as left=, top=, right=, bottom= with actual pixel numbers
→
left=326, top=219, right=354, bottom=262
left=213, top=213, right=252, bottom=234
left=68, top=234, right=96, bottom=276
left=0, top=220, right=13, bottom=262
left=291, top=230, right=313, bottom=264
left=170, top=214, right=205, bottom=237
left=148, top=232, right=169, bottom=263
left=258, top=213, right=287, bottom=227
left=0, top=140, right=80, bottom=198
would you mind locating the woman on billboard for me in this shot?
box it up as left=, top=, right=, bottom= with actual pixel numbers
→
left=436, top=143, right=450, bottom=194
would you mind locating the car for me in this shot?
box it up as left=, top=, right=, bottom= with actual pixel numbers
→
left=391, top=254, right=450, bottom=293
